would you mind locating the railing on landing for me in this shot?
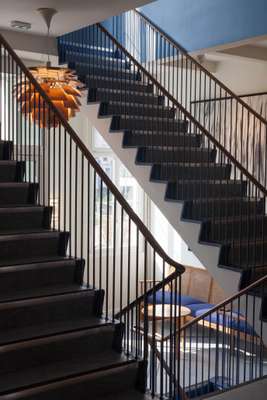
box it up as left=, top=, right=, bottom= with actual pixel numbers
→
left=0, top=31, right=185, bottom=397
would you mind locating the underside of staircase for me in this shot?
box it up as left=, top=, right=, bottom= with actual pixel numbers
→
left=0, top=140, right=147, bottom=399
left=61, top=49, right=266, bottom=296
left=57, top=21, right=267, bottom=345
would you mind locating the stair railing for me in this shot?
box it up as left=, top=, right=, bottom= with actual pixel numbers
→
left=0, top=32, right=185, bottom=397
left=158, top=274, right=267, bottom=398
left=130, top=9, right=267, bottom=190
left=58, top=20, right=267, bottom=284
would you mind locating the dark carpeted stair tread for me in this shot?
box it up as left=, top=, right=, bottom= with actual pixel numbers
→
left=0, top=258, right=84, bottom=296
left=151, top=162, right=231, bottom=181
left=0, top=231, right=69, bottom=266
left=0, top=289, right=102, bottom=344
left=0, top=206, right=52, bottom=232
left=88, top=87, right=162, bottom=105
left=0, top=160, right=25, bottom=182
left=201, top=214, right=267, bottom=243
left=0, top=360, right=141, bottom=400
left=0, top=182, right=38, bottom=205
left=0, top=351, right=128, bottom=395
left=0, top=326, right=125, bottom=394
left=86, top=75, right=153, bottom=93
left=0, top=316, right=110, bottom=346
left=166, top=180, right=246, bottom=201
left=98, top=100, right=175, bottom=119
left=136, top=146, right=215, bottom=164
left=123, top=130, right=202, bottom=148
left=103, top=392, right=149, bottom=399
left=111, top=115, right=187, bottom=132
left=183, top=197, right=265, bottom=220
left=0, top=283, right=86, bottom=303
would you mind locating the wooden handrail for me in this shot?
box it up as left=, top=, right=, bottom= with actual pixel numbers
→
left=134, top=9, right=267, bottom=127
left=0, top=32, right=185, bottom=276
left=97, top=23, right=267, bottom=197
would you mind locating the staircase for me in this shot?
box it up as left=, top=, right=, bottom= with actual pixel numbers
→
left=0, top=33, right=181, bottom=399
left=58, top=15, right=267, bottom=300
left=0, top=147, right=150, bottom=399
left=0, top=5, right=267, bottom=399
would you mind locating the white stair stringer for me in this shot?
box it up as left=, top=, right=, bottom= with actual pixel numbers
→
left=81, top=100, right=266, bottom=343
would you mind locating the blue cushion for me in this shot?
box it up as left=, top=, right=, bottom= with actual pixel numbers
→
left=147, top=291, right=205, bottom=306
left=188, top=303, right=214, bottom=317
left=195, top=308, right=255, bottom=335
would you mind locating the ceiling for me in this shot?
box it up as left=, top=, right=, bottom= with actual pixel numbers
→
left=0, top=0, right=153, bottom=36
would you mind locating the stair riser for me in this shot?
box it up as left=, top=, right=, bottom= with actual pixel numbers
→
left=59, top=47, right=124, bottom=63
left=6, top=362, right=140, bottom=400
left=166, top=182, right=246, bottom=201
left=0, top=327, right=118, bottom=381
left=124, top=133, right=201, bottom=149
left=201, top=219, right=267, bottom=243
left=183, top=200, right=265, bottom=220
left=0, top=162, right=25, bottom=182
left=88, top=87, right=164, bottom=106
left=67, top=55, right=131, bottom=69
left=220, top=244, right=267, bottom=268
left=0, top=141, right=13, bottom=161
left=0, top=184, right=38, bottom=206
left=111, top=116, right=188, bottom=132
left=86, top=76, right=153, bottom=93
left=99, top=102, right=175, bottom=119
left=0, top=293, right=98, bottom=340
left=151, top=164, right=230, bottom=181
left=0, top=207, right=52, bottom=233
left=239, top=268, right=267, bottom=290
left=0, top=232, right=69, bottom=266
left=0, top=260, right=85, bottom=298
left=74, top=63, right=140, bottom=82
left=137, top=148, right=216, bottom=164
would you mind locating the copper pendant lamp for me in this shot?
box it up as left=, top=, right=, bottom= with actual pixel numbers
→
left=17, top=8, right=83, bottom=128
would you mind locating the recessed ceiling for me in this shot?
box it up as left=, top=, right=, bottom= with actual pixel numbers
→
left=0, top=0, right=154, bottom=36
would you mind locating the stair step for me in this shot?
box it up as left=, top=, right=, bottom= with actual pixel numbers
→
left=64, top=51, right=131, bottom=69
left=166, top=180, right=247, bottom=201
left=0, top=231, right=69, bottom=266
left=99, top=101, right=175, bottom=119
left=0, top=325, right=124, bottom=394
left=201, top=215, right=267, bottom=243
left=0, top=289, right=104, bottom=344
left=0, top=258, right=85, bottom=302
left=0, top=141, right=13, bottom=160
left=88, top=87, right=163, bottom=106
left=0, top=206, right=52, bottom=233
left=0, top=361, right=145, bottom=400
left=136, top=147, right=216, bottom=164
left=123, top=131, right=202, bottom=148
left=239, top=267, right=267, bottom=290
left=86, top=75, right=153, bottom=93
left=220, top=239, right=267, bottom=269
left=0, top=161, right=25, bottom=182
left=60, top=45, right=125, bottom=63
left=111, top=115, right=188, bottom=132
left=0, top=183, right=38, bottom=206
left=183, top=197, right=265, bottom=220
left=151, top=163, right=231, bottom=181
left=74, top=62, right=141, bottom=81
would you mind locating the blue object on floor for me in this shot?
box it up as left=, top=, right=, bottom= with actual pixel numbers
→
left=147, top=291, right=205, bottom=306
left=187, top=303, right=214, bottom=317
left=195, top=308, right=255, bottom=335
